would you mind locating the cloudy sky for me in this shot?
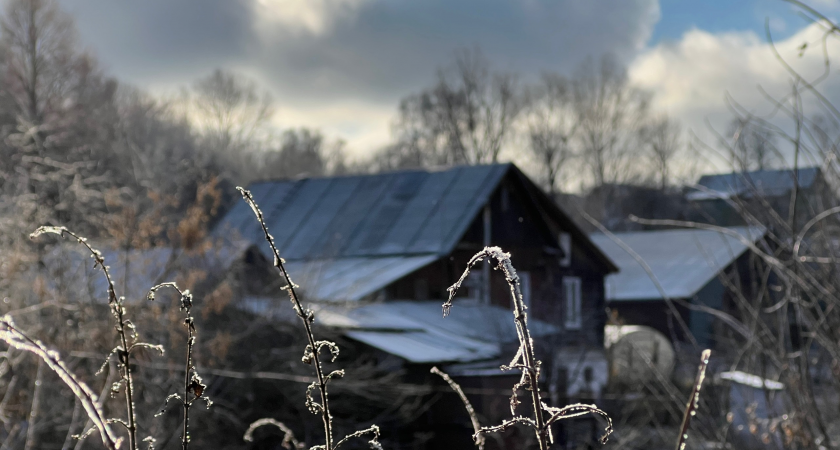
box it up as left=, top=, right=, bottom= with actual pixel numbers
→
left=60, top=0, right=840, bottom=169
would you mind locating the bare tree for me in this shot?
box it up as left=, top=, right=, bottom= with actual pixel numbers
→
left=257, top=128, right=329, bottom=179
left=525, top=73, right=578, bottom=196
left=639, top=116, right=682, bottom=189
left=0, top=0, right=79, bottom=124
left=572, top=55, right=650, bottom=188
left=725, top=117, right=782, bottom=172
left=189, top=69, right=274, bottom=161
left=0, top=0, right=122, bottom=236
left=390, top=48, right=525, bottom=167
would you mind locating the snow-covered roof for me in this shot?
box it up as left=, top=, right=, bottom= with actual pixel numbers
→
left=590, top=226, right=766, bottom=301
left=42, top=240, right=253, bottom=302
left=719, top=371, right=784, bottom=390
left=686, top=167, right=820, bottom=201
left=315, top=300, right=559, bottom=364
left=284, top=255, right=439, bottom=302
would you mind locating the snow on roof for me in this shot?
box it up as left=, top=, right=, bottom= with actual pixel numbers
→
left=285, top=255, right=439, bottom=302
left=590, top=226, right=766, bottom=301
left=43, top=240, right=253, bottom=303
left=686, top=167, right=820, bottom=201
left=345, top=329, right=499, bottom=364
left=316, top=300, right=559, bottom=363
left=719, top=371, right=784, bottom=390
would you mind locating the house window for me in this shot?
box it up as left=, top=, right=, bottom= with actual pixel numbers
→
left=519, top=271, right=531, bottom=310
left=558, top=232, right=571, bottom=267
left=564, top=277, right=582, bottom=329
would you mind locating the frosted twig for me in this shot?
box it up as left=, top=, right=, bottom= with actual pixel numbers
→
left=333, top=425, right=382, bottom=450
left=477, top=416, right=538, bottom=437
left=542, top=403, right=613, bottom=444
left=675, top=349, right=711, bottom=450
left=431, top=366, right=484, bottom=450
left=243, top=419, right=304, bottom=449
left=445, top=247, right=551, bottom=449
left=0, top=315, right=122, bottom=450
left=32, top=226, right=162, bottom=450
left=239, top=187, right=343, bottom=449
left=445, top=247, right=613, bottom=449
left=148, top=283, right=208, bottom=450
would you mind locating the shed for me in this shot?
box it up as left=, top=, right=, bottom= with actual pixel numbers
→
left=590, top=226, right=766, bottom=346
left=686, top=167, right=835, bottom=227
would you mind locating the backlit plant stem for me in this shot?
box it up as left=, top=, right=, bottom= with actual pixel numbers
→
left=237, top=188, right=335, bottom=449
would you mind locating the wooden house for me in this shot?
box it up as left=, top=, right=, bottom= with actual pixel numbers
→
left=214, top=163, right=618, bottom=447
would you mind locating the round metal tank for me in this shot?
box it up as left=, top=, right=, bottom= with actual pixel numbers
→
left=605, top=325, right=675, bottom=386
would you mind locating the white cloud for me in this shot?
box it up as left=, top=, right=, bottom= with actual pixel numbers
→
left=62, top=0, right=661, bottom=156
left=629, top=21, right=840, bottom=170
left=253, top=0, right=370, bottom=36
left=272, top=100, right=394, bottom=159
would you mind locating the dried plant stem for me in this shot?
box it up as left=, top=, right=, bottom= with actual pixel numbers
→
left=675, top=349, right=711, bottom=450
left=445, top=247, right=549, bottom=449
left=243, top=419, right=303, bottom=449
left=148, top=283, right=208, bottom=450
left=445, top=247, right=613, bottom=449
left=114, top=296, right=138, bottom=450
left=182, top=331, right=193, bottom=450
left=238, top=187, right=383, bottom=450
left=430, top=366, right=484, bottom=450
left=237, top=188, right=335, bottom=449
left=23, top=359, right=44, bottom=450
left=0, top=316, right=121, bottom=450
left=31, top=226, right=158, bottom=450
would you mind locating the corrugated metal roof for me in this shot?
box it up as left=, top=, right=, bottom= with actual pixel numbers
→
left=590, top=226, right=765, bottom=301
left=687, top=167, right=820, bottom=200
left=285, top=255, right=439, bottom=302
left=215, top=164, right=510, bottom=259
left=345, top=329, right=499, bottom=364
left=44, top=241, right=253, bottom=303
left=315, top=300, right=559, bottom=363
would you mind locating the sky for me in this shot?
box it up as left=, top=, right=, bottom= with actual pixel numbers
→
left=59, top=0, right=840, bottom=172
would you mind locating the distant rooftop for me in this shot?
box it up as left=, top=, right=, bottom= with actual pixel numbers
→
left=590, top=226, right=765, bottom=301
left=687, top=167, right=820, bottom=201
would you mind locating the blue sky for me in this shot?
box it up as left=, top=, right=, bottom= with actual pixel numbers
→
left=652, top=0, right=802, bottom=44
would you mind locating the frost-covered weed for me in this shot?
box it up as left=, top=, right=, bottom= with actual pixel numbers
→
left=444, top=247, right=612, bottom=450
left=28, top=226, right=206, bottom=450
left=236, top=187, right=382, bottom=450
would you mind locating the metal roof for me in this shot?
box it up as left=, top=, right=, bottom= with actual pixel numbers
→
left=687, top=167, right=820, bottom=201
left=315, top=300, right=559, bottom=363
left=215, top=164, right=510, bottom=259
left=590, top=226, right=766, bottom=301
left=44, top=241, right=252, bottom=303
left=345, top=329, right=499, bottom=364
left=285, top=255, right=439, bottom=302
